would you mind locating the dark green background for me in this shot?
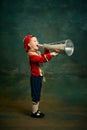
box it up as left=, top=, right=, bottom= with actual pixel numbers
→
left=1, top=0, right=87, bottom=69
left=0, top=0, right=87, bottom=101
left=0, top=0, right=87, bottom=129
left=0, top=0, right=87, bottom=102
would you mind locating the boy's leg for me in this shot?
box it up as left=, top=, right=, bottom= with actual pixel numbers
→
left=30, top=75, right=43, bottom=109
left=30, top=76, right=44, bottom=118
left=31, top=102, right=45, bottom=118
left=32, top=102, right=39, bottom=113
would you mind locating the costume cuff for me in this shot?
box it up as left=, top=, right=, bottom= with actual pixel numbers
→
left=44, top=54, right=48, bottom=62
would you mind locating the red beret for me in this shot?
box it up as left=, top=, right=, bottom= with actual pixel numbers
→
left=23, top=35, right=33, bottom=52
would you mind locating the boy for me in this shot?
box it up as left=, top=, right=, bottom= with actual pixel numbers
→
left=24, top=35, right=59, bottom=118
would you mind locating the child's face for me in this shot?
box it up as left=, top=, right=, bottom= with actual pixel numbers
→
left=28, top=37, right=39, bottom=51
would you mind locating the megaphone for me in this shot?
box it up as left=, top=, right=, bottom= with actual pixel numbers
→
left=38, top=39, right=74, bottom=56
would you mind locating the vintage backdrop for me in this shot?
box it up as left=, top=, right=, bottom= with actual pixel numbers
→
left=0, top=0, right=87, bottom=130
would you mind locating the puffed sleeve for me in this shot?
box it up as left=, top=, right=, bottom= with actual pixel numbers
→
left=29, top=53, right=52, bottom=63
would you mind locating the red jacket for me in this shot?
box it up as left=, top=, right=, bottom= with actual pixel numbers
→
left=28, top=49, right=52, bottom=76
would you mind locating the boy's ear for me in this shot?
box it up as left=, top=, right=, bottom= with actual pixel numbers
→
left=28, top=43, right=31, bottom=47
